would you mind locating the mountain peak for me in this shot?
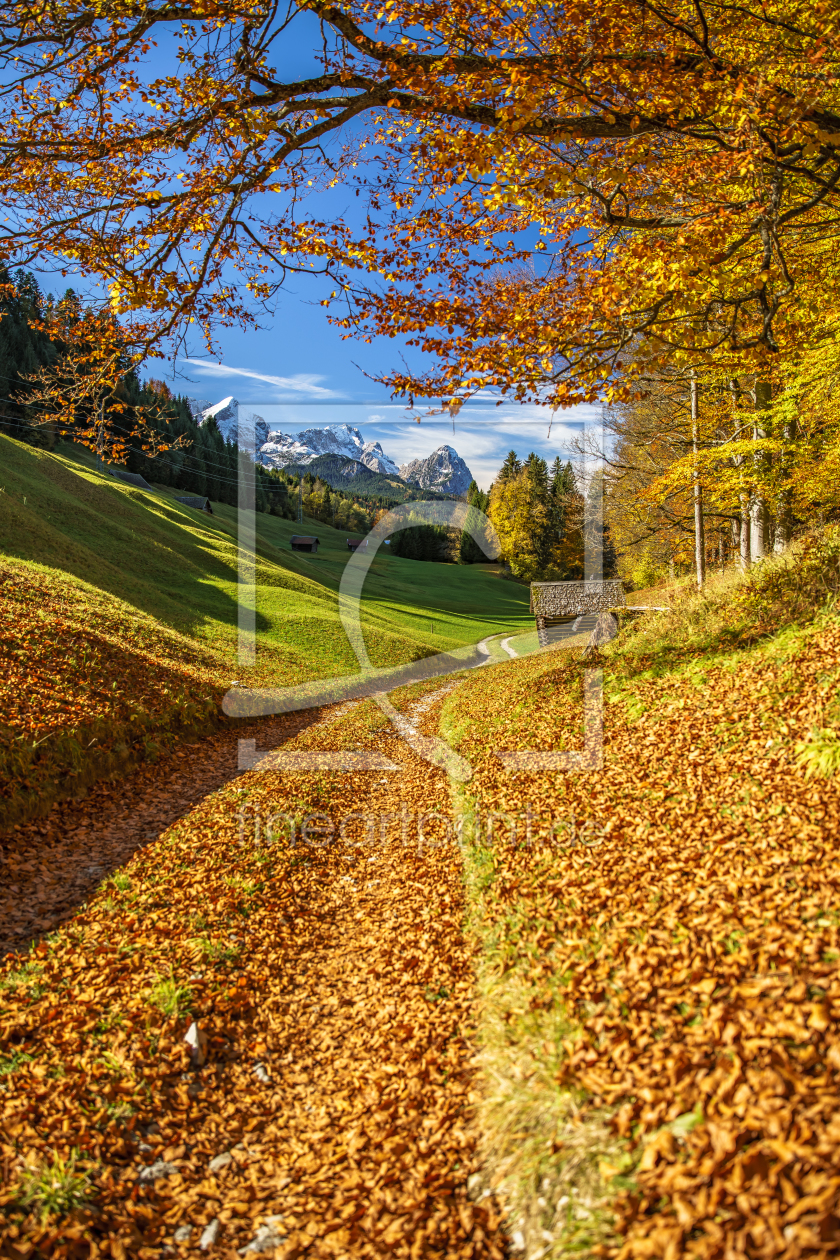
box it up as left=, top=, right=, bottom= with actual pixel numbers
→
left=258, top=423, right=400, bottom=477
left=188, top=396, right=269, bottom=449
left=399, top=445, right=473, bottom=496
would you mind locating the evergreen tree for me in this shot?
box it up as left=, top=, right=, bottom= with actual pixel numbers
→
left=459, top=479, right=493, bottom=563
left=390, top=522, right=450, bottom=561
left=489, top=450, right=585, bottom=580
left=498, top=450, right=521, bottom=482
left=0, top=268, right=58, bottom=448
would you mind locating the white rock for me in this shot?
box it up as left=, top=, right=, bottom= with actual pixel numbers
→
left=137, top=1159, right=177, bottom=1184
left=199, top=1219, right=221, bottom=1250
left=184, top=1020, right=208, bottom=1068
left=238, top=1217, right=286, bottom=1255
left=208, top=1151, right=232, bottom=1174
left=510, top=1229, right=526, bottom=1252
left=252, top=1062, right=270, bottom=1084
left=173, top=1225, right=193, bottom=1243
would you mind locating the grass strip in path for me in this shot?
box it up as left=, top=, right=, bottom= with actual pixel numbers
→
left=440, top=600, right=840, bottom=1259
left=0, top=685, right=507, bottom=1258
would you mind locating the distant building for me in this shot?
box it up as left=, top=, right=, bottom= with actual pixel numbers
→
left=175, top=495, right=213, bottom=515
left=291, top=535, right=320, bottom=552
left=346, top=537, right=368, bottom=551
left=109, top=468, right=153, bottom=491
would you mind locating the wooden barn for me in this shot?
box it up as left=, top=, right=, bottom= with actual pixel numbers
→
left=346, top=537, right=368, bottom=551
left=291, top=535, right=320, bottom=553
left=175, top=495, right=213, bottom=515
left=530, top=580, right=625, bottom=646
left=109, top=468, right=153, bottom=491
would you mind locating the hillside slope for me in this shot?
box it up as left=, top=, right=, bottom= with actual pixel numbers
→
left=0, top=434, right=531, bottom=825
left=441, top=531, right=840, bottom=1258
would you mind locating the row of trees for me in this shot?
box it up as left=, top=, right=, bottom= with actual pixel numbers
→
left=600, top=349, right=840, bottom=589
left=388, top=456, right=618, bottom=580
left=296, top=474, right=379, bottom=535
left=484, top=454, right=616, bottom=581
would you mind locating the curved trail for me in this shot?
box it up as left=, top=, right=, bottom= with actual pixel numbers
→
left=0, top=671, right=509, bottom=1257
left=0, top=710, right=318, bottom=958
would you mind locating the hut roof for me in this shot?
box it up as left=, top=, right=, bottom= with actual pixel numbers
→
left=291, top=535, right=320, bottom=544
left=110, top=468, right=153, bottom=491
left=175, top=495, right=213, bottom=514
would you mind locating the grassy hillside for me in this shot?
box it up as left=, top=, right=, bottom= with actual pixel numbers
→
left=0, top=433, right=531, bottom=825
left=440, top=529, right=840, bottom=1258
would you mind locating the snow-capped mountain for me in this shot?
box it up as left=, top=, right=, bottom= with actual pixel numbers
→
left=258, top=424, right=401, bottom=477
left=188, top=396, right=270, bottom=450
left=399, top=445, right=473, bottom=496
left=185, top=402, right=475, bottom=493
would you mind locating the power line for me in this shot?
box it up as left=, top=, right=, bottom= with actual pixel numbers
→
left=0, top=414, right=384, bottom=507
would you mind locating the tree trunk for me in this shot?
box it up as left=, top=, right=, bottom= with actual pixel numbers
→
left=751, top=381, right=771, bottom=562
left=691, top=374, right=705, bottom=589
left=774, top=407, right=796, bottom=553
left=740, top=494, right=751, bottom=571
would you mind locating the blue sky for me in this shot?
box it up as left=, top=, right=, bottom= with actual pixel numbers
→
left=166, top=302, right=600, bottom=489
left=32, top=11, right=603, bottom=491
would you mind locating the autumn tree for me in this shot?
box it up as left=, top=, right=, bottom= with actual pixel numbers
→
left=18, top=295, right=185, bottom=466
left=0, top=0, right=838, bottom=410
left=489, top=451, right=583, bottom=580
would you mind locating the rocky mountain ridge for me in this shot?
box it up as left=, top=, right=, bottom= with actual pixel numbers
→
left=258, top=423, right=400, bottom=477
left=398, top=445, right=473, bottom=497
left=187, top=397, right=474, bottom=495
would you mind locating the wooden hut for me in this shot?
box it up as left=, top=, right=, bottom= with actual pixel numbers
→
left=175, top=495, right=213, bottom=515
left=291, top=535, right=320, bottom=553
left=530, top=580, right=625, bottom=647
left=109, top=468, right=153, bottom=491
left=346, top=537, right=368, bottom=551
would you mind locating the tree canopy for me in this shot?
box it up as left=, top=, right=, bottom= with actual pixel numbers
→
left=0, top=0, right=838, bottom=404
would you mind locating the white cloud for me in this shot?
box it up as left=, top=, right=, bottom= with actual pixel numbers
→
left=179, top=358, right=339, bottom=398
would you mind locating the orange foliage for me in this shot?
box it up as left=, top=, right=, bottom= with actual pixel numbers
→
left=0, top=2, right=836, bottom=397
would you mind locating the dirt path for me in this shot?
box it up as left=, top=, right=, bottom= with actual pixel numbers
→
left=0, top=711, right=318, bottom=958
left=0, top=684, right=507, bottom=1258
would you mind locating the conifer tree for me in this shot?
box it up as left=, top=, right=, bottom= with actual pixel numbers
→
left=459, top=479, right=492, bottom=564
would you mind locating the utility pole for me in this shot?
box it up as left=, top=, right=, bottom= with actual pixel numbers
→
left=691, top=372, right=705, bottom=590
left=97, top=395, right=105, bottom=473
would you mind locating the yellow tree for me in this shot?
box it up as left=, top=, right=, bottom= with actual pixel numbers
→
left=0, top=0, right=839, bottom=406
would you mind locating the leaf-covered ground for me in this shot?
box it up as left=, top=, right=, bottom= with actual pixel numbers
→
left=0, top=558, right=230, bottom=829
left=441, top=591, right=840, bottom=1259
left=5, top=531, right=840, bottom=1259
left=0, top=690, right=507, bottom=1259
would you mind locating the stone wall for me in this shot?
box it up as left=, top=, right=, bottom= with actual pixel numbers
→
left=530, top=580, right=626, bottom=616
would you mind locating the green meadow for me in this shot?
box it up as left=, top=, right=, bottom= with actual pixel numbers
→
left=0, top=435, right=532, bottom=686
